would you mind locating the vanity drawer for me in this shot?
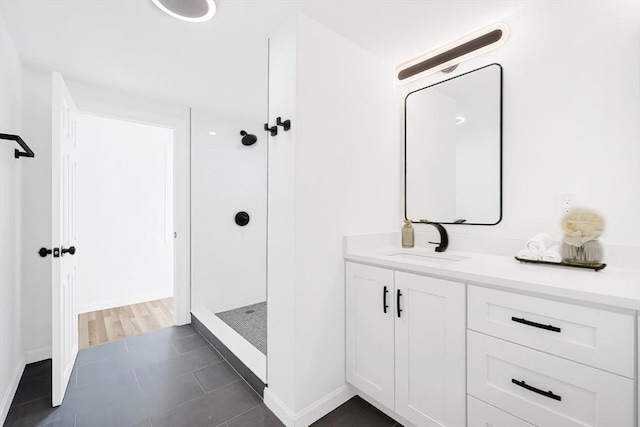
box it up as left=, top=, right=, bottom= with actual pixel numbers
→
left=467, top=285, right=635, bottom=378
left=468, top=396, right=534, bottom=427
left=467, top=331, right=635, bottom=427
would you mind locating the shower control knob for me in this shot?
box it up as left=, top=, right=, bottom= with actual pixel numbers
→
left=235, top=212, right=250, bottom=227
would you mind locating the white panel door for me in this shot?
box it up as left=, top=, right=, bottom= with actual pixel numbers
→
left=345, top=262, right=395, bottom=409
left=395, top=271, right=466, bottom=427
left=51, top=71, right=79, bottom=406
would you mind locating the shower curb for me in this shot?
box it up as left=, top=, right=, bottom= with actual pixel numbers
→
left=191, top=314, right=266, bottom=398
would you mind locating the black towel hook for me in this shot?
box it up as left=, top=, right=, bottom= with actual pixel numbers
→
left=264, top=123, right=277, bottom=137
left=276, top=117, right=291, bottom=131
left=0, top=133, right=35, bottom=159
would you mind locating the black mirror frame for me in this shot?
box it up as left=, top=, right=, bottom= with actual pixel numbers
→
left=403, top=62, right=503, bottom=226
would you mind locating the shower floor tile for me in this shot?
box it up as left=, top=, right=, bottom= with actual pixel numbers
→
left=216, top=302, right=267, bottom=355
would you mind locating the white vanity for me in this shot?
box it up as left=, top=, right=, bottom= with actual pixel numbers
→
left=344, top=235, right=640, bottom=427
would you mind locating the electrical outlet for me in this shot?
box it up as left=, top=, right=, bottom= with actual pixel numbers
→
left=556, top=193, right=577, bottom=217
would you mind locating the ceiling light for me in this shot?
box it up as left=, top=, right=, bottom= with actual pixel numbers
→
left=209, top=131, right=217, bottom=136
left=456, top=115, right=466, bottom=125
left=151, top=0, right=217, bottom=23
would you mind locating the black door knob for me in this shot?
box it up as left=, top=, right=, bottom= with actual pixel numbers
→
left=61, top=246, right=76, bottom=256
left=38, top=247, right=52, bottom=257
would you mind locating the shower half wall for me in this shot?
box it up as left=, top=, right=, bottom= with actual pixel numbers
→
left=190, top=108, right=267, bottom=382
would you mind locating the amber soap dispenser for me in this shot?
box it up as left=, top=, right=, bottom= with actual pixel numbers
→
left=402, top=220, right=415, bottom=248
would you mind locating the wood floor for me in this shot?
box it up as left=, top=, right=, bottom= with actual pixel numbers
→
left=78, top=298, right=174, bottom=349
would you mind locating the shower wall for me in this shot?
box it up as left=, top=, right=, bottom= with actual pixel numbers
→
left=190, top=109, right=267, bottom=314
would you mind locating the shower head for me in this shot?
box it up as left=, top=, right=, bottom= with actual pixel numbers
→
left=240, top=130, right=257, bottom=146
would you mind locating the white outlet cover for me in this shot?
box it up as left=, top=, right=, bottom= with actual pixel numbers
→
left=556, top=193, right=577, bottom=215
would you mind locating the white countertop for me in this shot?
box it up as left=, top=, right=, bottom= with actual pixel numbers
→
left=345, top=246, right=640, bottom=311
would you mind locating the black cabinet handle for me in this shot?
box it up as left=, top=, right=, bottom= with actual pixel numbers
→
left=397, top=289, right=402, bottom=318
left=511, top=317, right=561, bottom=333
left=383, top=286, right=389, bottom=314
left=512, top=379, right=561, bottom=401
left=61, top=246, right=76, bottom=256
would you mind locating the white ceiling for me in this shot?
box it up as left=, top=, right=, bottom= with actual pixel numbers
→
left=0, top=0, right=526, bottom=123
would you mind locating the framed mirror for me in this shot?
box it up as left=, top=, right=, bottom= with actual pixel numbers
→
left=404, top=63, right=502, bottom=225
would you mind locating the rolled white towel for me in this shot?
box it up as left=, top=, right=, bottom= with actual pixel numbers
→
left=525, top=233, right=554, bottom=255
left=541, top=244, right=562, bottom=263
left=516, top=248, right=540, bottom=261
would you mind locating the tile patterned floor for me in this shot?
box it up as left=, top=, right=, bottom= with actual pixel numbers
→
left=216, top=301, right=266, bottom=355
left=312, top=396, right=402, bottom=426
left=4, top=325, right=399, bottom=427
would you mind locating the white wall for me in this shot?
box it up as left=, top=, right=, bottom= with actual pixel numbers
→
left=190, top=109, right=266, bottom=314
left=0, top=12, right=24, bottom=424
left=20, top=69, right=52, bottom=361
left=399, top=1, right=640, bottom=265
left=266, top=13, right=399, bottom=423
left=20, top=71, right=191, bottom=359
left=76, top=114, right=174, bottom=313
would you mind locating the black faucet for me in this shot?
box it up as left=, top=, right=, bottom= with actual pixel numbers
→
left=424, top=221, right=449, bottom=252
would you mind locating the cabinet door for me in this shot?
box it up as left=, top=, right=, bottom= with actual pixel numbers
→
left=395, top=271, right=466, bottom=427
left=346, top=262, right=395, bottom=408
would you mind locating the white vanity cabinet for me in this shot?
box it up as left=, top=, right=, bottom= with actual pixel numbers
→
left=346, top=262, right=466, bottom=427
left=467, top=285, right=636, bottom=427
left=344, top=238, right=639, bottom=427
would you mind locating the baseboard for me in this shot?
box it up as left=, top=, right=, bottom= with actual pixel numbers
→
left=25, top=346, right=51, bottom=364
left=294, top=384, right=355, bottom=426
left=0, top=355, right=25, bottom=425
left=264, top=388, right=296, bottom=427
left=78, top=291, right=173, bottom=314
left=264, top=384, right=355, bottom=427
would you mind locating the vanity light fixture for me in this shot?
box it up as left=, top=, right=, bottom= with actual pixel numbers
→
left=151, top=0, right=217, bottom=23
left=396, top=23, right=509, bottom=84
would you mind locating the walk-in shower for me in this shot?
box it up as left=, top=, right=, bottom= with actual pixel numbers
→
left=189, top=108, right=267, bottom=382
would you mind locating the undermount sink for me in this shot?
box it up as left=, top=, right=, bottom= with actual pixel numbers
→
left=386, top=252, right=469, bottom=265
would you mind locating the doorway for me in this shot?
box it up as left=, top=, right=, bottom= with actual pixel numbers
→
left=75, top=113, right=175, bottom=348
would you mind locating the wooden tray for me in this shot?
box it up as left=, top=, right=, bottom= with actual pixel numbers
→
left=514, top=257, right=606, bottom=271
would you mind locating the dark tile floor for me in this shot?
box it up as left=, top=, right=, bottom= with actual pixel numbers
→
left=311, top=396, right=401, bottom=427
left=4, top=325, right=399, bottom=427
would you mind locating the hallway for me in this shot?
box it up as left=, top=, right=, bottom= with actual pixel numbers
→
left=78, top=298, right=174, bottom=349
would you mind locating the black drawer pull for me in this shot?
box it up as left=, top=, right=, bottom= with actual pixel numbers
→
left=511, top=316, right=561, bottom=333
left=512, top=379, right=561, bottom=401
left=397, top=289, right=402, bottom=318
left=383, top=286, right=389, bottom=314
